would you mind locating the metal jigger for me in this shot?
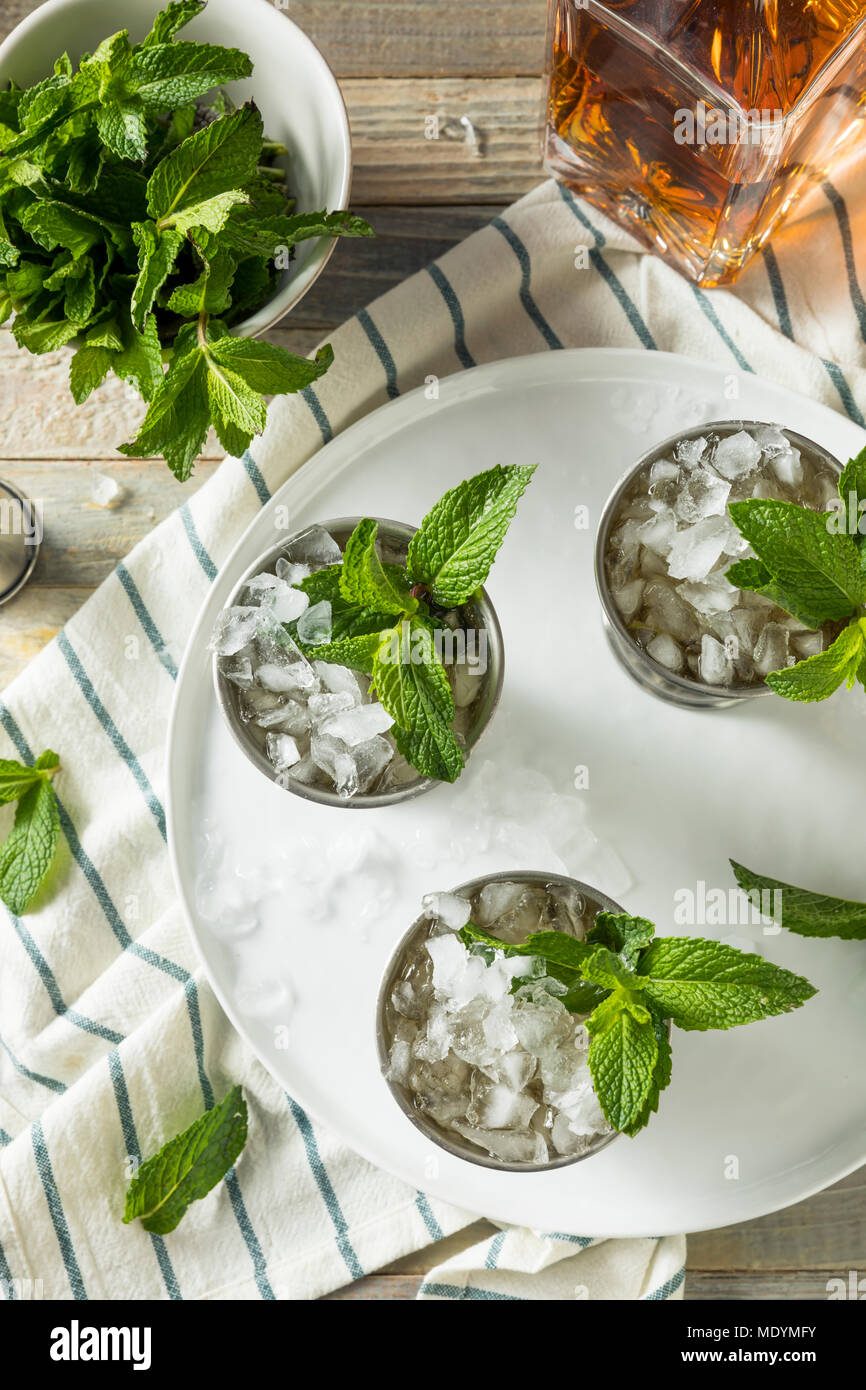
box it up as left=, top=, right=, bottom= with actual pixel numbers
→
left=0, top=480, right=40, bottom=606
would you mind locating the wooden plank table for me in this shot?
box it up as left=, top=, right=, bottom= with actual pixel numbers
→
left=0, top=0, right=861, bottom=1301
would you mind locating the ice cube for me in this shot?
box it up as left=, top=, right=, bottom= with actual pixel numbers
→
left=712, top=430, right=762, bottom=480
left=468, top=1079, right=537, bottom=1131
left=90, top=471, right=123, bottom=507
left=309, top=731, right=359, bottom=797
left=275, top=557, right=311, bottom=585
left=223, top=656, right=253, bottom=688
left=244, top=571, right=280, bottom=595
left=674, top=436, right=707, bottom=467
left=650, top=458, right=680, bottom=484
left=256, top=661, right=308, bottom=694
left=491, top=1050, right=536, bottom=1090
left=791, top=630, right=824, bottom=659
left=296, top=599, right=332, bottom=645
left=450, top=1120, right=548, bottom=1165
left=666, top=516, right=728, bottom=581
left=643, top=580, right=699, bottom=642
left=674, top=465, right=731, bottom=523
left=351, top=735, right=394, bottom=792
left=314, top=662, right=363, bottom=702
left=677, top=572, right=738, bottom=615
left=259, top=698, right=310, bottom=737
left=284, top=525, right=342, bottom=569
left=637, top=510, right=677, bottom=556
left=753, top=622, right=790, bottom=676
left=284, top=755, right=320, bottom=787
left=210, top=606, right=266, bottom=656
left=321, top=701, right=394, bottom=746
left=254, top=635, right=318, bottom=695
left=263, top=580, right=309, bottom=624
left=422, top=891, right=472, bottom=930
left=308, top=690, right=355, bottom=724
left=612, top=578, right=644, bottom=620
left=481, top=1007, right=519, bottom=1054
left=476, top=880, right=524, bottom=926
left=771, top=448, right=803, bottom=488
left=647, top=632, right=683, bottom=671
left=751, top=423, right=787, bottom=457
left=698, top=633, right=733, bottom=685
left=265, top=732, right=301, bottom=772
left=451, top=662, right=483, bottom=710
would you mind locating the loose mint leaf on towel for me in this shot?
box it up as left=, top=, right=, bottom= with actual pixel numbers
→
left=727, top=498, right=866, bottom=627
left=731, top=859, right=866, bottom=940
left=0, top=758, right=43, bottom=804
left=0, top=759, right=60, bottom=914
left=124, top=1086, right=248, bottom=1234
left=765, top=620, right=865, bottom=701
left=408, top=464, right=536, bottom=606
left=637, top=936, right=816, bottom=1030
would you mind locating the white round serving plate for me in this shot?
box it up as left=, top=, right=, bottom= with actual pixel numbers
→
left=167, top=349, right=866, bottom=1237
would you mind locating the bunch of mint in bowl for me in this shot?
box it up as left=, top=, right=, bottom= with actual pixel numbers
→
left=211, top=464, right=535, bottom=806
left=596, top=420, right=849, bottom=708
left=378, top=871, right=816, bottom=1169
left=0, top=0, right=372, bottom=480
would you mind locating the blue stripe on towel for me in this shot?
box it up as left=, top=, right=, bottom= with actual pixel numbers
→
left=556, top=185, right=658, bottom=350
left=107, top=1052, right=181, bottom=1300
left=414, top=1191, right=444, bottom=1242
left=241, top=449, right=271, bottom=506
left=4, top=908, right=123, bottom=1046
left=57, top=632, right=166, bottom=841
left=823, top=180, right=866, bottom=346
left=115, top=563, right=178, bottom=680
left=285, top=1094, right=364, bottom=1280
left=301, top=386, right=333, bottom=444
left=32, top=1121, right=87, bottom=1299
left=691, top=287, right=755, bottom=373
left=0, top=1033, right=66, bottom=1093
left=180, top=502, right=217, bottom=581
left=421, top=1280, right=523, bottom=1301
left=491, top=216, right=564, bottom=351
left=425, top=264, right=476, bottom=369
left=644, top=1265, right=686, bottom=1300
left=357, top=308, right=399, bottom=398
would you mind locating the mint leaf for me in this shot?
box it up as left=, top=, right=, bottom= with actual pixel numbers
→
left=142, top=0, right=206, bottom=46
left=206, top=337, right=334, bottom=395
left=724, top=556, right=824, bottom=628
left=580, top=945, right=646, bottom=993
left=130, top=221, right=183, bottom=329
left=118, top=42, right=252, bottom=113
left=123, top=1085, right=248, bottom=1234
left=222, top=206, right=374, bottom=257
left=730, top=859, right=866, bottom=940
left=0, top=758, right=43, bottom=804
left=113, top=308, right=163, bottom=403
left=372, top=618, right=463, bottom=782
left=69, top=344, right=116, bottom=404
left=637, top=936, right=816, bottom=1030
left=727, top=498, right=866, bottom=627
left=408, top=464, right=536, bottom=606
left=586, top=1000, right=659, bottom=1135
left=623, top=1002, right=672, bottom=1136
left=146, top=103, right=262, bottom=225
left=0, top=775, right=60, bottom=914
left=458, top=922, right=606, bottom=1013
left=586, top=912, right=655, bottom=968
left=341, top=519, right=418, bottom=615
left=765, top=620, right=865, bottom=701
left=119, top=345, right=208, bottom=480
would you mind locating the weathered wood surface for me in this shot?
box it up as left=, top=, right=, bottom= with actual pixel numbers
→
left=0, top=0, right=862, bottom=1299
left=0, top=1, right=551, bottom=78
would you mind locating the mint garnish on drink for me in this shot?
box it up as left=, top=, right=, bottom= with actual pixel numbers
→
left=459, top=913, right=815, bottom=1136
left=283, top=464, right=536, bottom=782
left=731, top=859, right=866, bottom=940
left=124, top=1085, right=248, bottom=1234
left=727, top=444, right=866, bottom=700
left=0, top=751, right=61, bottom=914
left=0, top=0, right=373, bottom=479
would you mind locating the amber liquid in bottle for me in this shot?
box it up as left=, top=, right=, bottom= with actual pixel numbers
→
left=546, top=0, right=866, bottom=285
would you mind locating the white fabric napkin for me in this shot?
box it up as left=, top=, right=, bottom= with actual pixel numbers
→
left=4, top=154, right=865, bottom=1300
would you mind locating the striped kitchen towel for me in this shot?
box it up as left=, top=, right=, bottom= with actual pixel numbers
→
left=4, top=142, right=866, bottom=1298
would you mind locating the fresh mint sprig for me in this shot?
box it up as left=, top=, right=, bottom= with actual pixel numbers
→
left=726, top=445, right=866, bottom=701
left=0, top=0, right=373, bottom=479
left=284, top=464, right=536, bottom=783
left=731, top=859, right=866, bottom=940
left=0, top=751, right=61, bottom=914
left=123, top=1085, right=248, bottom=1234
left=459, top=908, right=815, bottom=1137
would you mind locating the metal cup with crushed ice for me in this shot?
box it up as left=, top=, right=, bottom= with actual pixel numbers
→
left=211, top=518, right=503, bottom=805
left=595, top=421, right=843, bottom=709
left=377, top=873, right=623, bottom=1170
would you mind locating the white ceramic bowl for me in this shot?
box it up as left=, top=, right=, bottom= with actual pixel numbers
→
left=0, top=0, right=352, bottom=334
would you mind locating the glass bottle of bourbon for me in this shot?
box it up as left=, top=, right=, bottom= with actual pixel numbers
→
left=544, top=1, right=866, bottom=286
